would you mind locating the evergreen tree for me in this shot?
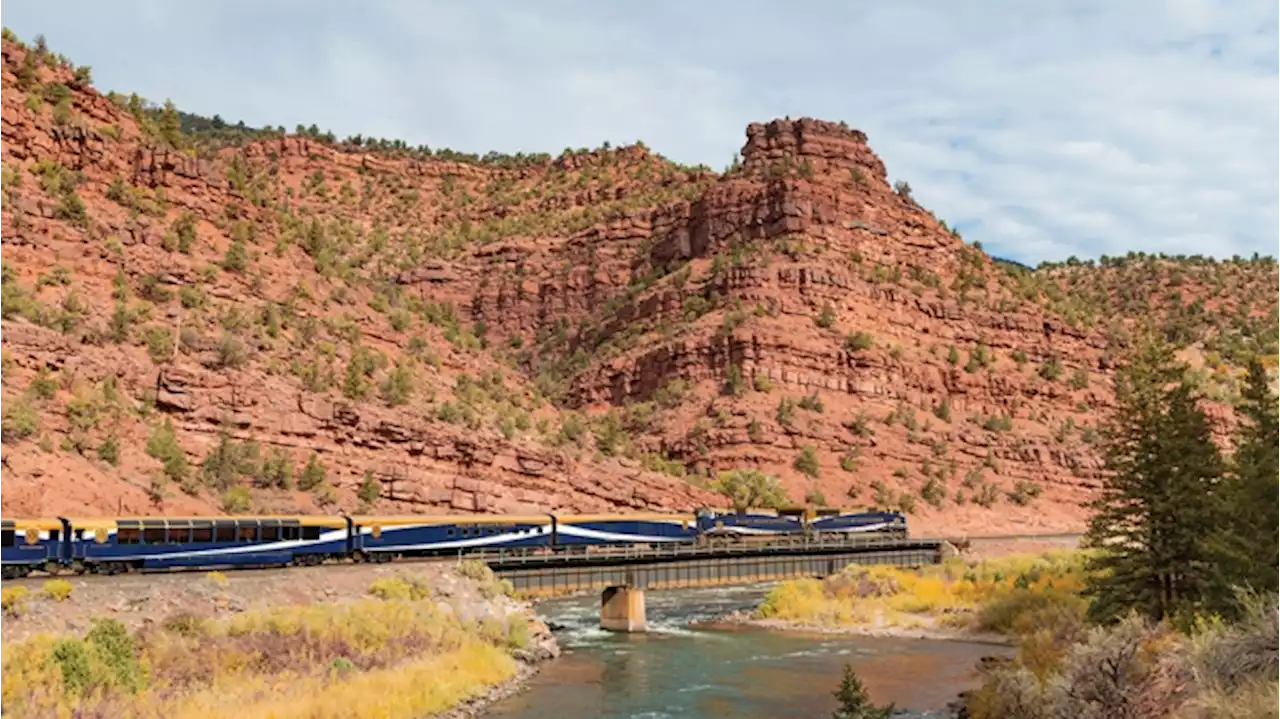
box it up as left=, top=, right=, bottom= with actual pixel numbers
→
left=832, top=663, right=894, bottom=719
left=1211, top=358, right=1279, bottom=604
left=1082, top=334, right=1225, bottom=623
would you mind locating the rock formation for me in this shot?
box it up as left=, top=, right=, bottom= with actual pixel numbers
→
left=2, top=33, right=1274, bottom=535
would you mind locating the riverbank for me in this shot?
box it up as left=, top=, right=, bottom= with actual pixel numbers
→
left=713, top=550, right=1090, bottom=648
left=1, top=561, right=559, bottom=718
left=701, top=611, right=1014, bottom=647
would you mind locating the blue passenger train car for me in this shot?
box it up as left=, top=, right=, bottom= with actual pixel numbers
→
left=554, top=514, right=699, bottom=546
left=695, top=509, right=806, bottom=538
left=808, top=509, right=907, bottom=536
left=351, top=515, right=555, bottom=558
left=66, top=516, right=350, bottom=573
left=1, top=518, right=70, bottom=578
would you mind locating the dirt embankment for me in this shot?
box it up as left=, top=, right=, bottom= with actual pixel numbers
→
left=1, top=561, right=560, bottom=718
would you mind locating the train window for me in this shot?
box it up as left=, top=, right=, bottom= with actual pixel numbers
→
left=117, top=528, right=140, bottom=544
left=191, top=527, right=213, bottom=543
left=215, top=525, right=236, bottom=543
left=260, top=526, right=280, bottom=542
left=302, top=527, right=321, bottom=541
left=168, top=528, right=190, bottom=543
left=142, top=527, right=167, bottom=544
left=282, top=526, right=300, bottom=541
left=1, top=530, right=13, bottom=547
left=48, top=530, right=60, bottom=542
left=446, top=528, right=455, bottom=537
left=237, top=526, right=257, bottom=543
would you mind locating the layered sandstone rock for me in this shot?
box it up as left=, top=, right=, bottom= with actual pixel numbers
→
left=2, top=37, right=1272, bottom=535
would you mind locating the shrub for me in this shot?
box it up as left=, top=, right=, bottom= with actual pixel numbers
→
left=840, top=451, right=859, bottom=472
left=42, top=579, right=73, bottom=602
left=142, top=326, right=174, bottom=364
left=221, top=486, right=251, bottom=513
left=1, top=399, right=39, bottom=440
left=1008, top=480, right=1044, bottom=506
left=898, top=493, right=918, bottom=513
left=794, top=445, right=821, bottom=478
left=1038, top=357, right=1063, bottom=381
left=1068, top=368, right=1089, bottom=389
left=713, top=468, right=788, bottom=511
left=145, top=419, right=188, bottom=483
left=815, top=302, right=836, bottom=329
left=2, top=586, right=29, bottom=616
left=368, top=575, right=432, bottom=601
left=380, top=361, right=414, bottom=406
left=798, top=392, right=824, bottom=413
left=29, top=367, right=59, bottom=400
left=259, top=448, right=294, bottom=489
left=214, top=332, right=248, bottom=369
left=723, top=364, right=745, bottom=397
left=974, top=483, right=1001, bottom=508
left=844, top=331, right=874, bottom=352
left=297, top=452, right=326, bottom=491
left=200, top=431, right=260, bottom=490
left=921, top=477, right=947, bottom=508
left=161, top=612, right=208, bottom=637
left=933, top=398, right=952, bottom=422
left=98, top=433, right=120, bottom=465
left=357, top=471, right=381, bottom=504
left=775, top=397, right=796, bottom=427
left=222, top=240, right=248, bottom=272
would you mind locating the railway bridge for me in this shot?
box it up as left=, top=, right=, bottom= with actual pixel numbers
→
left=470, top=535, right=947, bottom=632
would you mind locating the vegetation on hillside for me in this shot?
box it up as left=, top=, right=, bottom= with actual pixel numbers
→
left=0, top=28, right=1275, bottom=520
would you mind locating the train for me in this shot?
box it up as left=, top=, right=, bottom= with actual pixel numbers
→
left=1, top=507, right=907, bottom=578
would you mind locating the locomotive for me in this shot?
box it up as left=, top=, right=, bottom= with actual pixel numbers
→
left=1, top=507, right=907, bottom=578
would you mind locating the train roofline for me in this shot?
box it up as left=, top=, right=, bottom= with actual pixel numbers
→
left=348, top=515, right=553, bottom=526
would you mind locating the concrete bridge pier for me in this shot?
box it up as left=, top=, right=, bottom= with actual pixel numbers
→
left=600, top=585, right=647, bottom=632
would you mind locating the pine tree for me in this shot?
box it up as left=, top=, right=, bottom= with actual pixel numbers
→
left=832, top=663, right=894, bottom=719
left=1082, top=334, right=1225, bottom=623
left=1211, top=358, right=1279, bottom=605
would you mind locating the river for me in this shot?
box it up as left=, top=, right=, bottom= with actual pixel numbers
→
left=486, top=584, right=1011, bottom=719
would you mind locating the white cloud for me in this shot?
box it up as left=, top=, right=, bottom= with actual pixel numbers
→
left=3, top=0, right=1275, bottom=263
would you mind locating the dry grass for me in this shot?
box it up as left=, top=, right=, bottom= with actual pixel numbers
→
left=965, top=592, right=1279, bottom=719
left=1, top=573, right=528, bottom=718
left=756, top=550, right=1091, bottom=633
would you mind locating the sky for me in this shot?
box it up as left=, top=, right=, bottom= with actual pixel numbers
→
left=4, top=1, right=1277, bottom=265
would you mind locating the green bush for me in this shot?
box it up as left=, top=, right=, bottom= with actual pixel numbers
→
left=794, top=445, right=820, bottom=478
left=297, top=452, right=326, bottom=491
left=844, top=332, right=874, bottom=352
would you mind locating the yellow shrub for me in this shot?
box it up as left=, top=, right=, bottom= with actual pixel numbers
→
left=43, top=579, right=74, bottom=602
left=368, top=576, right=412, bottom=600
left=206, top=571, right=228, bottom=587
left=755, top=551, right=1095, bottom=631
left=2, top=586, right=29, bottom=616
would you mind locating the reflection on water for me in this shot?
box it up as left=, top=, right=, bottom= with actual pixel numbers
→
left=486, top=585, right=1010, bottom=719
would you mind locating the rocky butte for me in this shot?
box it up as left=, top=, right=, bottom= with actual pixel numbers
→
left=2, top=33, right=1276, bottom=535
